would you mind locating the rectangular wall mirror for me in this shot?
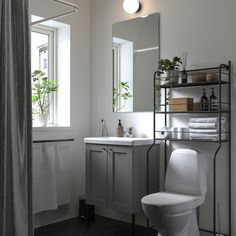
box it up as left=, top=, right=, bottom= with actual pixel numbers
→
left=112, top=13, right=160, bottom=112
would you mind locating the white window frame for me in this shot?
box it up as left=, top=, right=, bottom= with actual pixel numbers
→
left=113, top=43, right=121, bottom=112
left=31, top=25, right=57, bottom=125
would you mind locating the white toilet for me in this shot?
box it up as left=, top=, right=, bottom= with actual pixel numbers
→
left=141, top=149, right=207, bottom=236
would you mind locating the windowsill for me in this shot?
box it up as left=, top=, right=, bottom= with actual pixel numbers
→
left=33, top=126, right=71, bottom=132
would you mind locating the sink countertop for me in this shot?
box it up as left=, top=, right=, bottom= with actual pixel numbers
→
left=84, top=137, right=155, bottom=146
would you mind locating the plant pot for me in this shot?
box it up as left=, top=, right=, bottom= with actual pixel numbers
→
left=164, top=70, right=179, bottom=84
left=35, top=114, right=48, bottom=127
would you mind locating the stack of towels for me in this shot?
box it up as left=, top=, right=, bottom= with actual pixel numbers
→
left=188, top=117, right=226, bottom=140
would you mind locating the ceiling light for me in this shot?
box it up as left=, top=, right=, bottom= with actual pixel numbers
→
left=123, top=0, right=141, bottom=14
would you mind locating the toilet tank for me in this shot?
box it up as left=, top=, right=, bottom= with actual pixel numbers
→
left=165, top=149, right=207, bottom=197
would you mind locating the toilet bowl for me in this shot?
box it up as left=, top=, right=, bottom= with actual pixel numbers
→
left=141, top=149, right=207, bottom=236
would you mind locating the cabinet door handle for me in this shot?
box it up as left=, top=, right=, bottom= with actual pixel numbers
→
left=108, top=148, right=113, bottom=152
left=102, top=147, right=107, bottom=151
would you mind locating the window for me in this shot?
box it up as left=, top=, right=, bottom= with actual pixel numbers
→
left=112, top=37, right=133, bottom=112
left=31, top=16, right=71, bottom=128
left=113, top=43, right=121, bottom=111
left=31, top=25, right=56, bottom=126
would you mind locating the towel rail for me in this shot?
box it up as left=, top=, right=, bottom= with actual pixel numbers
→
left=33, top=138, right=74, bottom=143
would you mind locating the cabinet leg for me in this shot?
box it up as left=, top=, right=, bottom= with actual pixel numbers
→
left=132, top=214, right=135, bottom=236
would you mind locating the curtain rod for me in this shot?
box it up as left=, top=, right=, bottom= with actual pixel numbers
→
left=33, top=138, right=75, bottom=143
left=31, top=0, right=79, bottom=26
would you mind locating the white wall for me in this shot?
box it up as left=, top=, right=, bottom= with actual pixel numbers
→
left=29, top=0, right=91, bottom=227
left=91, top=0, right=236, bottom=235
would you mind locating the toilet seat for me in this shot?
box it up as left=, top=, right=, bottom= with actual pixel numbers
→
left=141, top=192, right=204, bottom=214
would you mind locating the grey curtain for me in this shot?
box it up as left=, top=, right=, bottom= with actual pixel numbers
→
left=0, top=0, right=33, bottom=236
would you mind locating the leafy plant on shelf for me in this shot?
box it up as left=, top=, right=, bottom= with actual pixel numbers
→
left=113, top=81, right=132, bottom=112
left=32, top=70, right=58, bottom=115
left=155, top=57, right=182, bottom=110
left=157, top=57, right=182, bottom=75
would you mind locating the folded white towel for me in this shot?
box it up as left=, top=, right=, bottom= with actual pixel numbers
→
left=188, top=122, right=225, bottom=129
left=189, top=133, right=226, bottom=140
left=189, top=117, right=226, bottom=123
left=189, top=128, right=226, bottom=133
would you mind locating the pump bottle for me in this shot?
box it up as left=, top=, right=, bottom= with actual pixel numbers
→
left=116, top=119, right=124, bottom=137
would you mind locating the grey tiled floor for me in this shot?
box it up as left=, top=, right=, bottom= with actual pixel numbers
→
left=35, top=216, right=157, bottom=236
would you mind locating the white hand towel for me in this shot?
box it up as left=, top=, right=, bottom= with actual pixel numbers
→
left=33, top=143, right=43, bottom=213
left=188, top=122, right=225, bottom=129
left=33, top=143, right=58, bottom=214
left=55, top=142, right=72, bottom=206
left=33, top=142, right=72, bottom=214
left=189, top=117, right=226, bottom=123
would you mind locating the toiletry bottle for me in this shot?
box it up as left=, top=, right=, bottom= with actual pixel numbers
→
left=209, top=88, right=218, bottom=111
left=181, top=70, right=188, bottom=84
left=200, top=88, right=209, bottom=111
left=116, top=119, right=124, bottom=137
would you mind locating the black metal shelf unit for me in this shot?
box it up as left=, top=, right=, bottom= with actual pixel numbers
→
left=147, top=62, right=231, bottom=236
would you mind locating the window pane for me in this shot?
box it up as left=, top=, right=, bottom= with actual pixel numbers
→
left=31, top=30, right=52, bottom=125
left=31, top=31, right=49, bottom=76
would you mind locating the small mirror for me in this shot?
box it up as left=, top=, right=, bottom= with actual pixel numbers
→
left=112, top=13, right=160, bottom=112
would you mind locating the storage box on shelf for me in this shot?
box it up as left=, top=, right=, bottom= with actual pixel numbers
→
left=169, top=98, right=194, bottom=112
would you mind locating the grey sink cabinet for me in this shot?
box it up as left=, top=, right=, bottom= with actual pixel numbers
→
left=86, top=143, right=159, bottom=214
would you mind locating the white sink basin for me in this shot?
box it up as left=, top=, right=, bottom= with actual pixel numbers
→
left=84, top=137, right=154, bottom=146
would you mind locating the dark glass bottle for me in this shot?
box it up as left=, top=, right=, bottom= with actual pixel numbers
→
left=200, top=89, right=209, bottom=111
left=209, top=88, right=218, bottom=111
left=181, top=70, right=188, bottom=83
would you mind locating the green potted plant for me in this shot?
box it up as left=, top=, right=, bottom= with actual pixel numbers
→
left=32, top=70, right=58, bottom=126
left=157, top=56, right=182, bottom=84
left=113, top=81, right=132, bottom=112
left=154, top=57, right=182, bottom=111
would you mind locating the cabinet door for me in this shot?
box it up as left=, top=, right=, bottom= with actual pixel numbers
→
left=86, top=144, right=108, bottom=208
left=107, top=145, right=133, bottom=213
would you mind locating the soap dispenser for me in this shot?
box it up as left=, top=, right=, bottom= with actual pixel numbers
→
left=116, top=119, right=124, bottom=137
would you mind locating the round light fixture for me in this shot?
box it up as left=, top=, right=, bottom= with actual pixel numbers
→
left=123, top=0, right=141, bottom=14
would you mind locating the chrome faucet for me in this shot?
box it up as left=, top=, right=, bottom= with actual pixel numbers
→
left=124, top=127, right=133, bottom=137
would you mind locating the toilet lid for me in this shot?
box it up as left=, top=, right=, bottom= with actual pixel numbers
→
left=141, top=192, right=204, bottom=213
